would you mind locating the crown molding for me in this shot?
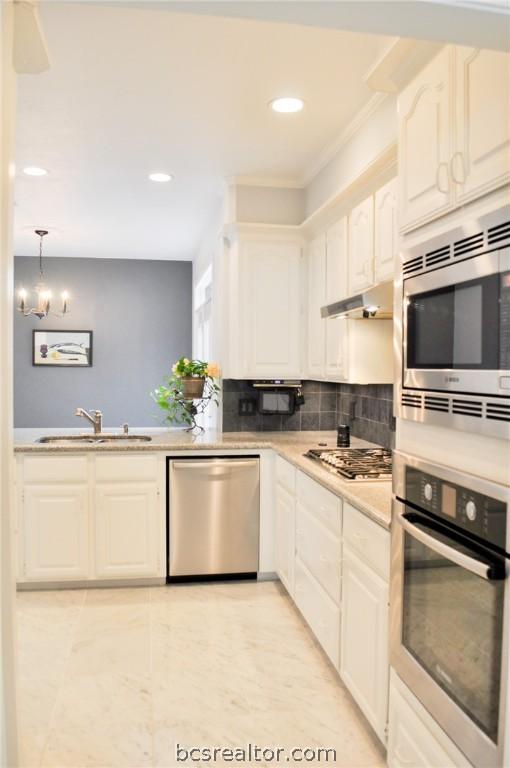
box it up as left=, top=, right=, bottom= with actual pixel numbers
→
left=301, top=141, right=397, bottom=237
left=300, top=92, right=389, bottom=188
left=364, top=37, right=443, bottom=94
left=226, top=175, right=304, bottom=190
left=222, top=221, right=304, bottom=244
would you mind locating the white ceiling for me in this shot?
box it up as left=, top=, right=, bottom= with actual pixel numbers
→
left=15, top=3, right=390, bottom=260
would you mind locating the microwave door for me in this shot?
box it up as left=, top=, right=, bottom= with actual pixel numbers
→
left=403, top=248, right=510, bottom=395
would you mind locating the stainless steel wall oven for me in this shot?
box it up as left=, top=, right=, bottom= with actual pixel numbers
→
left=391, top=452, right=510, bottom=768
left=398, top=206, right=510, bottom=438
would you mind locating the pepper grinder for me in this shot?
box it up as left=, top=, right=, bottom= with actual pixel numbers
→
left=337, top=424, right=350, bottom=447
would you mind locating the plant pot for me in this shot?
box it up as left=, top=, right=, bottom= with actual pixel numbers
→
left=181, top=376, right=206, bottom=399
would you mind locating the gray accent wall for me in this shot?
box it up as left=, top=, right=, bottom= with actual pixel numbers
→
left=222, top=380, right=395, bottom=449
left=14, top=257, right=192, bottom=428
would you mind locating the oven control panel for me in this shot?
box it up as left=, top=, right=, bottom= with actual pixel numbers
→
left=406, top=467, right=507, bottom=550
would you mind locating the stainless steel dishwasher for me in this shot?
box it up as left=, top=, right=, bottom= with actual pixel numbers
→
left=168, top=456, right=260, bottom=580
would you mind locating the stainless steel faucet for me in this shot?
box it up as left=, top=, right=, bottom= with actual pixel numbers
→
left=75, top=408, right=103, bottom=434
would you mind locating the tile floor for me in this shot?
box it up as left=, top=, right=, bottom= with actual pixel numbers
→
left=16, top=581, right=386, bottom=768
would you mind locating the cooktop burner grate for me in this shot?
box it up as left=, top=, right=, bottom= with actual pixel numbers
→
left=306, top=447, right=392, bottom=481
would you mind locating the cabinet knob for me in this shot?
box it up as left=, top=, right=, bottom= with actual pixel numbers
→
left=450, top=152, right=466, bottom=185
left=436, top=162, right=450, bottom=194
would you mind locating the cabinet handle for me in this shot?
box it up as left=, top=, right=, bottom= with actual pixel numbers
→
left=435, top=162, right=450, bottom=194
left=319, top=554, right=328, bottom=563
left=450, top=151, right=466, bottom=184
left=296, top=528, right=304, bottom=536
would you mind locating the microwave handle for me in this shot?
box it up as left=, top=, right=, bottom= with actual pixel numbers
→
left=395, top=503, right=504, bottom=581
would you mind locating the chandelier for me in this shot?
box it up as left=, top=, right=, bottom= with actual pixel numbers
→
left=17, top=229, right=70, bottom=319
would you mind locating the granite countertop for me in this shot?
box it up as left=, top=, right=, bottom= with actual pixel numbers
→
left=13, top=429, right=392, bottom=529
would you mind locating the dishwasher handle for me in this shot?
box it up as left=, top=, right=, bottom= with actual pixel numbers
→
left=171, top=459, right=259, bottom=471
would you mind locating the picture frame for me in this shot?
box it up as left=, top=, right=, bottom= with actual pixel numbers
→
left=32, top=330, right=93, bottom=367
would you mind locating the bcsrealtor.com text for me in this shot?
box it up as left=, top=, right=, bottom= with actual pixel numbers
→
left=176, top=744, right=337, bottom=763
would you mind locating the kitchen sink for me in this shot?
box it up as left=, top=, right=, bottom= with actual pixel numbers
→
left=36, top=434, right=153, bottom=445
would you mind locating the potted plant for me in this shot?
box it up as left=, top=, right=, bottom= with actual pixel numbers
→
left=151, top=357, right=221, bottom=432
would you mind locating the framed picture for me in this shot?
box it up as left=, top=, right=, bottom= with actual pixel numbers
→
left=32, top=330, right=93, bottom=367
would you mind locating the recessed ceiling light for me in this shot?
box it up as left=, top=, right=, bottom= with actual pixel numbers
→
left=149, top=172, right=173, bottom=183
left=23, top=166, right=48, bottom=177
left=270, top=97, right=304, bottom=114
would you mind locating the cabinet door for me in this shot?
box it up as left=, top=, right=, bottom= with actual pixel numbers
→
left=295, top=556, right=340, bottom=669
left=307, top=234, right=326, bottom=379
left=242, top=239, right=302, bottom=378
left=23, top=484, right=89, bottom=581
left=454, top=47, right=510, bottom=205
left=398, top=47, right=453, bottom=232
left=95, top=484, right=159, bottom=578
left=349, top=196, right=374, bottom=294
left=374, top=178, right=398, bottom=284
left=295, top=502, right=341, bottom=604
left=275, top=483, right=295, bottom=597
left=340, top=544, right=389, bottom=743
left=325, top=218, right=349, bottom=380
left=325, top=217, right=348, bottom=303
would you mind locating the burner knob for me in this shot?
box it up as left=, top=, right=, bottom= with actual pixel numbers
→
left=465, top=500, right=477, bottom=522
left=424, top=483, right=433, bottom=502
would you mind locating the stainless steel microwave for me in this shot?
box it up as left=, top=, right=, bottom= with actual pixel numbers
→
left=398, top=206, right=510, bottom=438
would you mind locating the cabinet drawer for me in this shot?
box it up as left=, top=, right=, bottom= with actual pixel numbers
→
left=294, top=556, right=340, bottom=668
left=275, top=455, right=295, bottom=494
left=296, top=470, right=342, bottom=536
left=296, top=502, right=341, bottom=604
left=343, top=502, right=389, bottom=580
left=23, top=455, right=88, bottom=483
left=388, top=674, right=472, bottom=768
left=95, top=454, right=159, bottom=482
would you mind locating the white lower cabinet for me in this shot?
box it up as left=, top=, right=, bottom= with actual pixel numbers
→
left=22, top=484, right=89, bottom=581
left=294, top=556, right=340, bottom=668
left=388, top=672, right=473, bottom=768
left=340, top=543, right=389, bottom=742
left=295, top=501, right=341, bottom=604
left=94, top=483, right=160, bottom=578
left=276, top=468, right=391, bottom=746
left=275, top=482, right=295, bottom=597
left=18, top=453, right=165, bottom=584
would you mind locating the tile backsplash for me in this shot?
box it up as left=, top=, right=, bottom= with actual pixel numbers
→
left=222, top=379, right=395, bottom=449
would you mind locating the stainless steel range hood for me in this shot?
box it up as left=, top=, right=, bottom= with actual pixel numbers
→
left=320, top=281, right=393, bottom=320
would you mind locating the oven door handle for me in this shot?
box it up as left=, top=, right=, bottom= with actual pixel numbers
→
left=396, top=505, right=505, bottom=581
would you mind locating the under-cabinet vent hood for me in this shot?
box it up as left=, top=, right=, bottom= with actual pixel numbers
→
left=320, top=281, right=393, bottom=320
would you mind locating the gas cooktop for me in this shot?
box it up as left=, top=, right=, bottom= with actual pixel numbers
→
left=306, top=447, right=392, bottom=481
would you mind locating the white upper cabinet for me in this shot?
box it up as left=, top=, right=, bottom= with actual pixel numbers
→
left=349, top=195, right=375, bottom=294
left=241, top=238, right=303, bottom=378
left=399, top=45, right=510, bottom=233
left=398, top=46, right=453, bottom=232
left=325, top=217, right=349, bottom=380
left=454, top=47, right=510, bottom=204
left=325, top=217, right=349, bottom=303
left=374, top=178, right=398, bottom=283
left=307, top=233, right=326, bottom=379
